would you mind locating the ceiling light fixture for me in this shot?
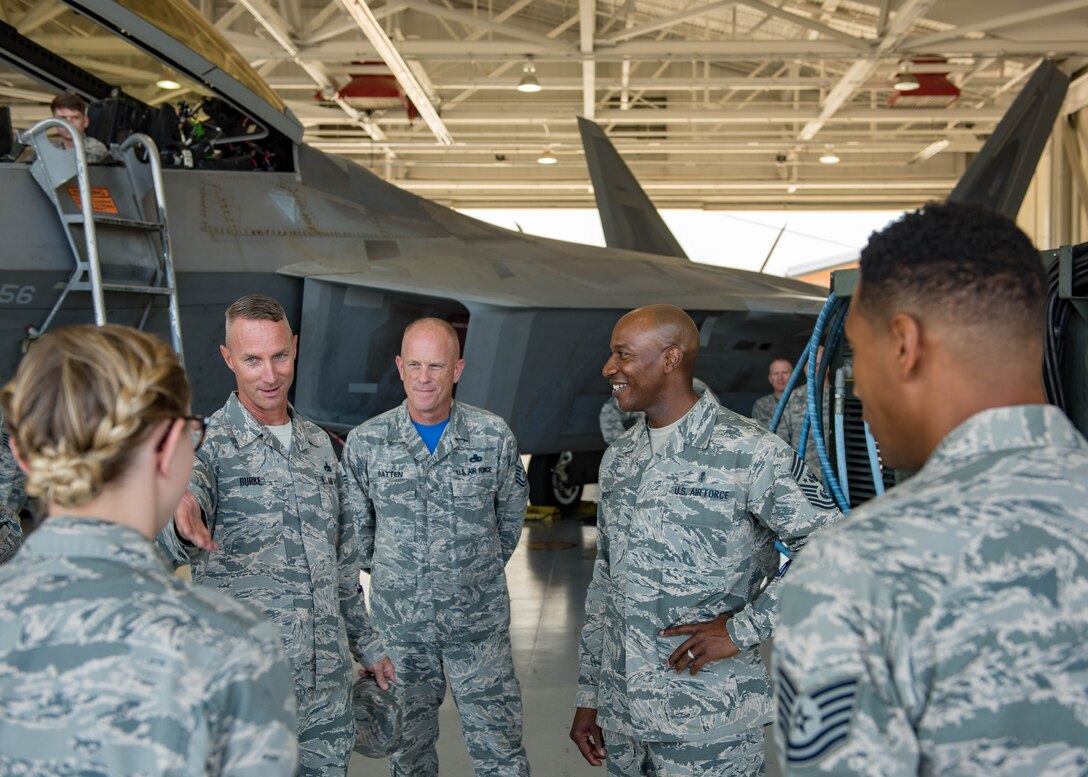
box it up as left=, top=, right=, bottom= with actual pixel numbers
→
left=156, top=78, right=182, bottom=90
left=893, top=72, right=921, bottom=92
left=517, top=58, right=542, bottom=93
left=338, top=0, right=453, bottom=145
left=909, top=137, right=951, bottom=165
left=818, top=147, right=840, bottom=165
left=537, top=148, right=558, bottom=165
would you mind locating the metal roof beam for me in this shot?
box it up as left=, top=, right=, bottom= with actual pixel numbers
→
left=392, top=0, right=575, bottom=51
left=798, top=0, right=936, bottom=141
left=17, top=0, right=66, bottom=34
left=287, top=101, right=1006, bottom=124
left=581, top=0, right=595, bottom=119
left=238, top=0, right=390, bottom=142
left=601, top=1, right=738, bottom=44
left=212, top=34, right=1085, bottom=61
left=906, top=0, right=1088, bottom=49
left=338, top=0, right=453, bottom=144
left=740, top=0, right=870, bottom=51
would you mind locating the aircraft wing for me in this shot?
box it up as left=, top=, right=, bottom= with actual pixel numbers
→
left=276, top=233, right=827, bottom=314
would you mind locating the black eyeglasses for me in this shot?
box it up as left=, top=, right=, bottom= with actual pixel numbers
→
left=181, top=415, right=208, bottom=449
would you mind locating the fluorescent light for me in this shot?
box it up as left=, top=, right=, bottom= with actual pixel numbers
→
left=156, top=78, right=181, bottom=90
left=909, top=138, right=951, bottom=165
left=819, top=149, right=840, bottom=164
left=338, top=0, right=454, bottom=145
left=537, top=149, right=558, bottom=165
left=517, top=60, right=541, bottom=93
left=894, top=73, right=920, bottom=91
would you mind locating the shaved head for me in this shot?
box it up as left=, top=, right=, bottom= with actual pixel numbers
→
left=615, top=304, right=700, bottom=379
left=402, top=317, right=460, bottom=359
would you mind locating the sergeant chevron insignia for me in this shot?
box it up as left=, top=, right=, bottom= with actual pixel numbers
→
left=777, top=666, right=858, bottom=767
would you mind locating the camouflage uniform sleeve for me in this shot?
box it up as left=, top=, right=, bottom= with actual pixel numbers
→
left=336, top=487, right=383, bottom=664
left=156, top=442, right=220, bottom=568
left=209, top=620, right=300, bottom=776
left=774, top=536, right=921, bottom=775
left=575, top=500, right=610, bottom=709
left=0, top=505, right=20, bottom=565
left=338, top=431, right=374, bottom=573
left=729, top=435, right=841, bottom=649
left=495, top=427, right=528, bottom=564
left=0, top=413, right=26, bottom=563
left=0, top=421, right=26, bottom=517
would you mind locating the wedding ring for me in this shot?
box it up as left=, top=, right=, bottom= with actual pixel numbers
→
left=687, top=649, right=696, bottom=660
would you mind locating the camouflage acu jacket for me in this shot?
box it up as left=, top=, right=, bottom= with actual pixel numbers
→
left=157, top=393, right=380, bottom=693
left=339, top=400, right=528, bottom=642
left=752, top=387, right=827, bottom=482
left=0, top=407, right=26, bottom=564
left=578, top=393, right=841, bottom=742
left=0, top=517, right=298, bottom=775
left=774, top=405, right=1088, bottom=775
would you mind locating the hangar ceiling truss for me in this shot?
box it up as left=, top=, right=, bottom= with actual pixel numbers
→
left=2, top=0, right=1088, bottom=208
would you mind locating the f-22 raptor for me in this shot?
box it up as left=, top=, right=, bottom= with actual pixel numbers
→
left=0, top=0, right=1066, bottom=505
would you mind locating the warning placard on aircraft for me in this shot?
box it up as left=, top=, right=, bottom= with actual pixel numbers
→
left=66, top=186, right=119, bottom=215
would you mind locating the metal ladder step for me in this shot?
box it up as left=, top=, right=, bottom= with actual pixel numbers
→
left=18, top=118, right=185, bottom=365
left=62, top=213, right=163, bottom=231
left=71, top=280, right=173, bottom=296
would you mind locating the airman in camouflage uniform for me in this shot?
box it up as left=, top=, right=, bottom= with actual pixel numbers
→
left=572, top=305, right=841, bottom=777
left=158, top=296, right=391, bottom=777
left=752, top=363, right=828, bottom=482
left=1, top=518, right=299, bottom=775
left=340, top=317, right=530, bottom=776
left=750, top=357, right=793, bottom=430
left=773, top=202, right=1088, bottom=775
left=600, top=377, right=718, bottom=445
left=0, top=406, right=26, bottom=564
left=0, top=323, right=298, bottom=775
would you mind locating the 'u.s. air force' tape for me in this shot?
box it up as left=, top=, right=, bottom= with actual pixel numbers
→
left=777, top=666, right=858, bottom=767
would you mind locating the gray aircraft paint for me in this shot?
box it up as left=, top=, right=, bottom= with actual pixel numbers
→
left=0, top=2, right=1066, bottom=459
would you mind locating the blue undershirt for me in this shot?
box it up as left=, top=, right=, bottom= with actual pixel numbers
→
left=412, top=418, right=449, bottom=454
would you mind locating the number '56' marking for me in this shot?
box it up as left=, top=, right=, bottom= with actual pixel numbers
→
left=0, top=285, right=34, bottom=304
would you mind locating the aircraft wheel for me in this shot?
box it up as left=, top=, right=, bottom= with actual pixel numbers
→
left=528, top=452, right=584, bottom=510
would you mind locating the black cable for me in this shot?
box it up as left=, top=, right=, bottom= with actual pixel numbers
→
left=1043, top=243, right=1088, bottom=410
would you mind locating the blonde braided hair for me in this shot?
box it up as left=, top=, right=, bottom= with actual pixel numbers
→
left=0, top=325, right=190, bottom=508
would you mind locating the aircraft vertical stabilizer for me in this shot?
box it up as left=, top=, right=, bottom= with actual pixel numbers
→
left=948, top=60, right=1069, bottom=217
left=577, top=116, right=689, bottom=260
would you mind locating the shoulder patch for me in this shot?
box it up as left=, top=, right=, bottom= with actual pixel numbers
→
left=790, top=452, right=837, bottom=509
left=777, top=666, right=858, bottom=768
left=514, top=460, right=527, bottom=488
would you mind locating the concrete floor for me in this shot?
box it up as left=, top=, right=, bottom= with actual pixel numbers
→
left=348, top=504, right=781, bottom=777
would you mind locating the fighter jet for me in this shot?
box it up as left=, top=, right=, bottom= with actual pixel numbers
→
left=0, top=0, right=835, bottom=505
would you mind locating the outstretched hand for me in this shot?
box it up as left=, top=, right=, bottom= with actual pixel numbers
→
left=174, top=489, right=217, bottom=551
left=661, top=613, right=740, bottom=674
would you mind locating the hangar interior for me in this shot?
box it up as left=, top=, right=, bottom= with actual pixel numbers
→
left=2, top=0, right=1088, bottom=247
left=2, top=3, right=1088, bottom=776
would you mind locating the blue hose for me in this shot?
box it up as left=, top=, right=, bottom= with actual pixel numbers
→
left=802, top=303, right=847, bottom=469
left=807, top=296, right=851, bottom=512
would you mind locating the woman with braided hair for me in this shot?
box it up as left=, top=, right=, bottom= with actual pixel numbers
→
left=0, top=324, right=299, bottom=775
